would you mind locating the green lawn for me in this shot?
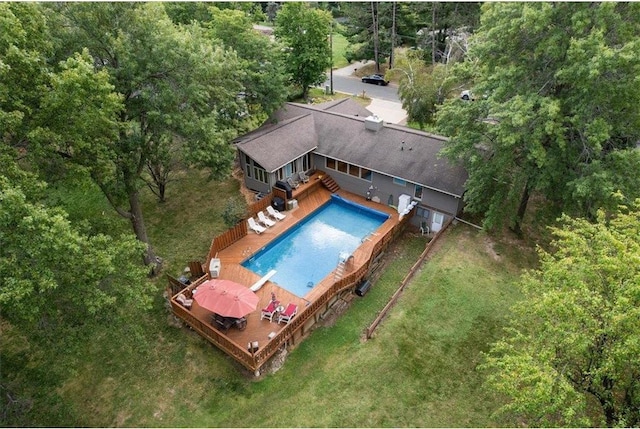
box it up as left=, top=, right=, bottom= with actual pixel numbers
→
left=331, top=31, right=350, bottom=69
left=3, top=168, right=535, bottom=427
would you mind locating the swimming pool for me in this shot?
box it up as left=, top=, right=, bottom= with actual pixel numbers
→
left=242, top=195, right=389, bottom=297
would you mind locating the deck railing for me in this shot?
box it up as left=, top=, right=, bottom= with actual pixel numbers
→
left=206, top=194, right=276, bottom=265
left=247, top=206, right=414, bottom=370
left=171, top=194, right=416, bottom=373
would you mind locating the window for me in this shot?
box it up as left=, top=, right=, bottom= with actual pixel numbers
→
left=414, top=185, right=423, bottom=200
left=393, top=177, right=407, bottom=186
left=417, top=207, right=430, bottom=219
left=253, top=162, right=267, bottom=184
left=360, top=168, right=372, bottom=181
left=337, top=161, right=348, bottom=173
left=302, top=153, right=311, bottom=171
left=244, top=154, right=252, bottom=178
left=326, top=158, right=336, bottom=170
left=348, top=164, right=359, bottom=177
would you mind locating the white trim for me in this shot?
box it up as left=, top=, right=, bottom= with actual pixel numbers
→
left=269, top=148, right=317, bottom=173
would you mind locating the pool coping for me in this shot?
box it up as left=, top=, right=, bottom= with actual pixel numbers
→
left=241, top=194, right=391, bottom=298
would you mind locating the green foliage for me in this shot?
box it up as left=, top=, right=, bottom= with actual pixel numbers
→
left=205, top=6, right=288, bottom=121
left=482, top=199, right=640, bottom=427
left=341, top=2, right=392, bottom=66
left=275, top=3, right=332, bottom=100
left=393, top=52, right=456, bottom=127
left=0, top=3, right=52, bottom=146
left=0, top=157, right=152, bottom=330
left=437, top=3, right=640, bottom=232
left=163, top=2, right=213, bottom=24
left=221, top=196, right=247, bottom=227
left=264, top=1, right=280, bottom=22
left=31, top=2, right=252, bottom=262
left=341, top=2, right=480, bottom=61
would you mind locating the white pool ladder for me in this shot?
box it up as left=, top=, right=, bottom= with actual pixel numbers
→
left=334, top=252, right=353, bottom=281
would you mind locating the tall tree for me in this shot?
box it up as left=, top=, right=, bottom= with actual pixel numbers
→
left=275, top=2, right=332, bottom=100
left=393, top=52, right=455, bottom=128
left=342, top=2, right=393, bottom=71
left=437, top=3, right=640, bottom=234
left=205, top=6, right=288, bottom=122
left=0, top=11, right=152, bottom=325
left=46, top=3, right=246, bottom=265
left=482, top=198, right=640, bottom=427
left=0, top=156, right=152, bottom=329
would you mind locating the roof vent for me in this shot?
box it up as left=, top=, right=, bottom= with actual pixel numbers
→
left=364, top=115, right=383, bottom=132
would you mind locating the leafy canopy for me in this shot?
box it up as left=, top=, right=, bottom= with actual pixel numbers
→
left=275, top=2, right=332, bottom=100
left=482, top=197, right=640, bottom=427
left=437, top=3, right=640, bottom=232
left=0, top=152, right=152, bottom=329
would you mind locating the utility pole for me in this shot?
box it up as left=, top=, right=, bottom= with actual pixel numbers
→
left=390, top=1, right=396, bottom=69
left=330, top=21, right=334, bottom=95
left=432, top=1, right=437, bottom=66
left=371, top=1, right=380, bottom=74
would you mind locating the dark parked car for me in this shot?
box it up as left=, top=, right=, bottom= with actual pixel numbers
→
left=361, top=74, right=389, bottom=86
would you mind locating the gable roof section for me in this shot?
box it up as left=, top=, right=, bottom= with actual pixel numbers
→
left=238, top=102, right=467, bottom=197
left=270, top=99, right=372, bottom=122
left=312, top=112, right=466, bottom=197
left=313, top=98, right=373, bottom=117
left=234, top=114, right=318, bottom=173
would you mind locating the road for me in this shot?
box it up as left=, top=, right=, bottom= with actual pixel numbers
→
left=322, top=64, right=400, bottom=103
left=321, top=60, right=407, bottom=124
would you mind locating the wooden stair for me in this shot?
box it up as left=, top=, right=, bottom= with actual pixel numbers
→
left=334, top=260, right=345, bottom=281
left=321, top=175, right=340, bottom=193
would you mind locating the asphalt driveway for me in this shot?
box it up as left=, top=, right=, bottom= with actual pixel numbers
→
left=328, top=60, right=408, bottom=125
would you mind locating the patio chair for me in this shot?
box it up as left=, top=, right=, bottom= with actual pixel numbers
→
left=298, top=171, right=310, bottom=184
left=267, top=205, right=286, bottom=221
left=277, top=303, right=298, bottom=325
left=286, top=176, right=300, bottom=189
left=257, top=210, right=276, bottom=228
left=175, top=293, right=193, bottom=309
left=260, top=300, right=280, bottom=322
left=248, top=217, right=266, bottom=234
left=420, top=221, right=430, bottom=236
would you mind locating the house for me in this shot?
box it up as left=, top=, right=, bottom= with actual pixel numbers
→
left=233, top=98, right=467, bottom=233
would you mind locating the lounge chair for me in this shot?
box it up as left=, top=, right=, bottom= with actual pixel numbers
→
left=260, top=300, right=280, bottom=322
left=286, top=176, right=300, bottom=189
left=277, top=303, right=298, bottom=324
left=420, top=221, right=430, bottom=236
left=248, top=217, right=266, bottom=234
left=298, top=171, right=310, bottom=184
left=257, top=211, right=276, bottom=228
left=267, top=205, right=286, bottom=221
left=175, top=293, right=193, bottom=309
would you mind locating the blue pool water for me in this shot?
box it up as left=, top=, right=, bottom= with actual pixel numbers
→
left=242, top=195, right=389, bottom=297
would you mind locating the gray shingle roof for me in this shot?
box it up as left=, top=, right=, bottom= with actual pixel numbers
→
left=234, top=114, right=317, bottom=173
left=313, top=98, right=374, bottom=117
left=235, top=102, right=467, bottom=197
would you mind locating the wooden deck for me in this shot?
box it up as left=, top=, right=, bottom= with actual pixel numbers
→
left=169, top=171, right=410, bottom=373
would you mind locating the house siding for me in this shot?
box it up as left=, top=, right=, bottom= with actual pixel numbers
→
left=239, top=152, right=315, bottom=196
left=313, top=153, right=462, bottom=228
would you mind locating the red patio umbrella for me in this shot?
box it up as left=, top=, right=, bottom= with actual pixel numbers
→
left=193, top=279, right=259, bottom=318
